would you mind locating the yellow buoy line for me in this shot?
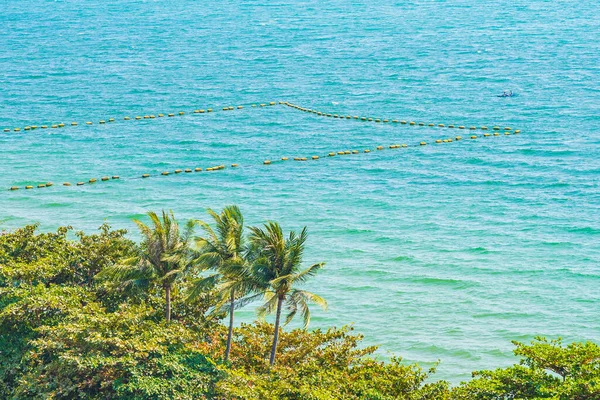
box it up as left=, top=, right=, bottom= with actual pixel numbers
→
left=1, top=101, right=281, bottom=134
left=282, top=102, right=521, bottom=134
left=7, top=130, right=519, bottom=192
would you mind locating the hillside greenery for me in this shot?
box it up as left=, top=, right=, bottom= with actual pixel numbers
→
left=1, top=209, right=598, bottom=399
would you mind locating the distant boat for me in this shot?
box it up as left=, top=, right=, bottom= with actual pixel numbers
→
left=497, top=91, right=514, bottom=98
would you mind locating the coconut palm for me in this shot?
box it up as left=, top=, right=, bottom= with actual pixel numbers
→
left=99, top=210, right=194, bottom=323
left=248, top=222, right=327, bottom=366
left=188, top=206, right=260, bottom=361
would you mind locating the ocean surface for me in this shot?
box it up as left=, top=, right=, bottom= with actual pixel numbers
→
left=1, top=0, right=599, bottom=383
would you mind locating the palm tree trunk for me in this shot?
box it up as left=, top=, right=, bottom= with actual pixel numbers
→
left=165, top=284, right=171, bottom=323
left=225, top=289, right=235, bottom=361
left=269, top=295, right=284, bottom=366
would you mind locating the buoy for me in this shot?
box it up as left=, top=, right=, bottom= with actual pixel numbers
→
left=448, top=125, right=455, bottom=129
left=392, top=120, right=399, bottom=123
left=223, top=107, right=229, bottom=111
left=99, top=120, right=106, bottom=124
left=300, top=157, right=307, bottom=161
left=71, top=122, right=78, bottom=126
left=161, top=172, right=169, bottom=175
left=317, top=112, right=323, bottom=115
left=438, top=124, right=444, bottom=127
left=456, top=136, right=462, bottom=140
left=14, top=128, right=22, bottom=132
left=109, top=118, right=115, bottom=122
left=195, top=168, right=202, bottom=172
left=142, top=174, right=150, bottom=178
left=3, top=128, right=9, bottom=132
left=471, top=135, right=477, bottom=139
left=494, top=132, right=500, bottom=136
left=401, top=121, right=407, bottom=124
left=77, top=182, right=84, bottom=186
left=51, top=125, right=58, bottom=129
left=231, top=163, right=239, bottom=167
left=361, top=117, right=367, bottom=121
left=31, top=126, right=37, bottom=129
left=207, top=109, right=213, bottom=112
left=346, top=116, right=351, bottom=119
left=383, top=119, right=389, bottom=123
left=168, top=114, right=174, bottom=117
left=26, top=186, right=33, bottom=189
left=10, top=186, right=19, bottom=190
left=376, top=146, right=384, bottom=150
left=124, top=117, right=131, bottom=120
left=375, top=119, right=381, bottom=123
left=428, top=123, right=434, bottom=127
left=389, top=145, right=396, bottom=149
left=402, top=144, right=407, bottom=148
left=354, top=116, right=359, bottom=119
left=418, top=122, right=424, bottom=126
left=263, top=160, right=271, bottom=165
left=337, top=151, right=345, bottom=155
left=504, top=132, right=511, bottom=135
left=269, top=102, right=276, bottom=106
left=328, top=153, right=335, bottom=156
left=143, top=116, right=149, bottom=119
left=112, top=176, right=119, bottom=179
left=344, top=151, right=351, bottom=155
left=459, top=126, right=465, bottom=129
left=420, top=141, right=427, bottom=146
left=175, top=169, right=182, bottom=174
left=281, top=157, right=288, bottom=161
left=24, top=126, right=31, bottom=130
left=58, top=123, right=65, bottom=127
left=333, top=114, right=339, bottom=118
left=185, top=169, right=192, bottom=173
left=237, top=106, right=243, bottom=109
left=149, top=115, right=155, bottom=119
left=364, top=149, right=371, bottom=153
left=135, top=116, right=142, bottom=120
left=436, top=139, right=442, bottom=143
left=260, top=104, right=266, bottom=107
left=63, top=182, right=71, bottom=186
left=481, top=126, right=488, bottom=130
left=251, top=104, right=256, bottom=107
left=312, top=156, right=319, bottom=160
left=101, top=177, right=109, bottom=181
left=447, top=138, right=453, bottom=142
left=470, top=126, right=476, bottom=130
left=352, top=150, right=359, bottom=154
left=89, top=178, right=97, bottom=183
left=179, top=112, right=185, bottom=115
left=514, top=130, right=521, bottom=134
left=41, top=125, right=48, bottom=129
left=443, top=139, right=449, bottom=143
left=368, top=118, right=373, bottom=121
left=505, top=127, right=512, bottom=131
left=484, top=133, right=490, bottom=137
left=493, top=126, right=500, bottom=130
left=409, top=121, right=415, bottom=125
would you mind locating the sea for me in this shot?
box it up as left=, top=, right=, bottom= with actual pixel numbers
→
left=1, top=0, right=599, bottom=383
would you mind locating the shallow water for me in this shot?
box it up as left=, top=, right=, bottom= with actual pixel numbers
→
left=1, top=0, right=599, bottom=382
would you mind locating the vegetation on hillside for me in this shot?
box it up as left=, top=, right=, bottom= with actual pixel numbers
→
left=1, top=208, right=598, bottom=399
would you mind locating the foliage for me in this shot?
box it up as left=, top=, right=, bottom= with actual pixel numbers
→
left=212, top=322, right=450, bottom=399
left=452, top=337, right=600, bottom=399
left=1, top=217, right=599, bottom=399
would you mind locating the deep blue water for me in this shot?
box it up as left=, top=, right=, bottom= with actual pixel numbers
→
left=1, top=0, right=599, bottom=382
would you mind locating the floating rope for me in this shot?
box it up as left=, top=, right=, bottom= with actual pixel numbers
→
left=1, top=102, right=280, bottom=134
left=7, top=131, right=519, bottom=191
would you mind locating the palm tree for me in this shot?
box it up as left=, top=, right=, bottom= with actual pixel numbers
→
left=99, top=210, right=194, bottom=323
left=188, top=206, right=260, bottom=361
left=248, top=222, right=327, bottom=366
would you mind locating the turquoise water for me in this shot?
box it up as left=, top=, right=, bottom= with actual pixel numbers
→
left=1, top=0, right=599, bottom=383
